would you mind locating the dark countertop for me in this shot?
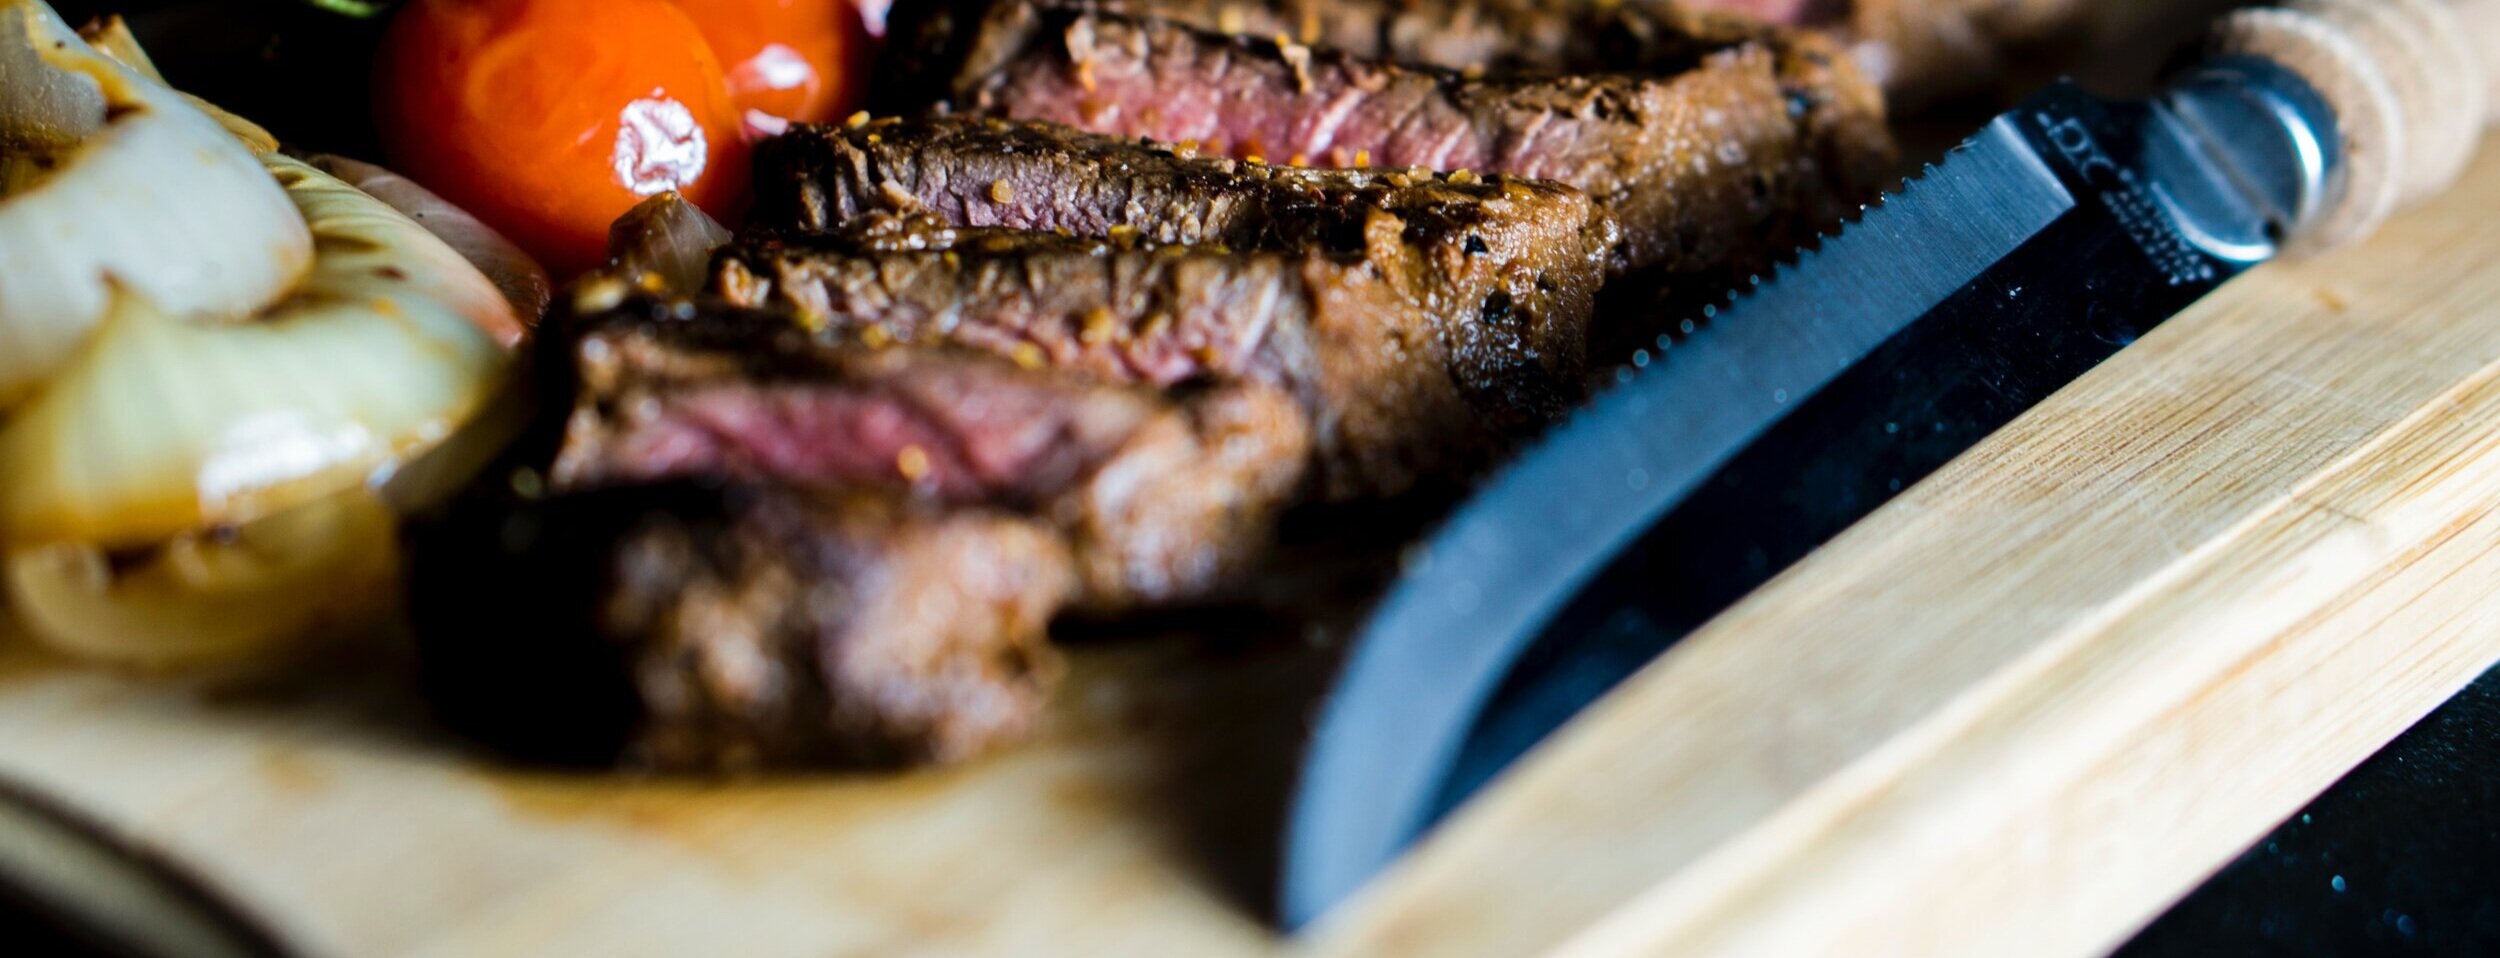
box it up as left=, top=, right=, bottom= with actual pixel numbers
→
left=2118, top=663, right=2500, bottom=955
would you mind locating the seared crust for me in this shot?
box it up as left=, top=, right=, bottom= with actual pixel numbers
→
left=606, top=487, right=1075, bottom=770
left=411, top=480, right=1076, bottom=771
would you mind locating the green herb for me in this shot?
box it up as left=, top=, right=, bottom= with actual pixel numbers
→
left=302, top=0, right=393, bottom=18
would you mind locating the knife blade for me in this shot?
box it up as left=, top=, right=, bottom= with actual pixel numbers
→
left=1280, top=47, right=2369, bottom=927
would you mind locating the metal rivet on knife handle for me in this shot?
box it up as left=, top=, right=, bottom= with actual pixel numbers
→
left=2214, top=0, right=2496, bottom=253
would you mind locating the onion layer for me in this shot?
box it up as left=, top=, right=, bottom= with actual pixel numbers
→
left=0, top=0, right=312, bottom=407
left=0, top=154, right=510, bottom=550
left=311, top=154, right=549, bottom=339
left=4, top=491, right=398, bottom=669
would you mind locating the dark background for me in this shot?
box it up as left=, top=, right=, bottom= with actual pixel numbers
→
left=2116, top=664, right=2500, bottom=955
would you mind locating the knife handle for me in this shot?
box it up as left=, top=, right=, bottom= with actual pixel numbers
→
left=2211, top=0, right=2500, bottom=252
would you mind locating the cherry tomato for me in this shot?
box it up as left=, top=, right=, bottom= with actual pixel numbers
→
left=673, top=0, right=871, bottom=128
left=374, top=0, right=749, bottom=276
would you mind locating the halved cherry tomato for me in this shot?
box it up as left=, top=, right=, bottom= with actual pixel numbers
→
left=374, top=0, right=750, bottom=276
left=675, top=0, right=872, bottom=128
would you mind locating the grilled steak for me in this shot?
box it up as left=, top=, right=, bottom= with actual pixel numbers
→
left=411, top=480, right=1076, bottom=770
left=711, top=221, right=1576, bottom=499
left=878, top=0, right=1893, bottom=290
left=546, top=294, right=1308, bottom=607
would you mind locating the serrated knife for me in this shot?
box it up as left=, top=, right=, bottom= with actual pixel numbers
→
left=1282, top=0, right=2500, bottom=928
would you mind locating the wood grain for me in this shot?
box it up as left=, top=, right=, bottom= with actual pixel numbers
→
left=1304, top=134, right=2500, bottom=958
left=0, top=631, right=1322, bottom=957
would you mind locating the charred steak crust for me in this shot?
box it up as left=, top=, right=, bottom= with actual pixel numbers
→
left=879, top=1, right=1892, bottom=324
left=608, top=487, right=1074, bottom=770
left=411, top=480, right=1074, bottom=771
left=709, top=224, right=1561, bottom=500
left=547, top=294, right=1309, bottom=608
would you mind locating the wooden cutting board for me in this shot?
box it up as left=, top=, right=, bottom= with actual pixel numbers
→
left=4, top=99, right=2500, bottom=958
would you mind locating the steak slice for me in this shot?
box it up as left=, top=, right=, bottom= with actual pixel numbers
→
left=751, top=116, right=1609, bottom=397
left=410, top=293, right=1313, bottom=771
left=709, top=224, right=1569, bottom=499
left=905, top=0, right=1767, bottom=82
left=544, top=294, right=1308, bottom=608
left=879, top=0, right=1893, bottom=287
left=750, top=114, right=1614, bottom=298
left=410, top=480, right=1076, bottom=771
left=963, top=0, right=2088, bottom=108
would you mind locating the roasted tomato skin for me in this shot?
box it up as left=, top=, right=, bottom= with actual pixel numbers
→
left=675, top=0, right=873, bottom=128
left=374, top=0, right=749, bottom=276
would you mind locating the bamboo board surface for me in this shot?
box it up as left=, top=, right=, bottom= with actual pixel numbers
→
left=1310, top=134, right=2500, bottom=958
left=0, top=113, right=2497, bottom=958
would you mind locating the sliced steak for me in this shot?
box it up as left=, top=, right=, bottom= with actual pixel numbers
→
left=879, top=0, right=1893, bottom=289
left=410, top=480, right=1075, bottom=771
left=750, top=114, right=1613, bottom=292
left=752, top=117, right=1609, bottom=397
left=411, top=293, right=1314, bottom=771
left=545, top=294, right=1308, bottom=607
left=965, top=0, right=2088, bottom=107
left=710, top=225, right=1568, bottom=498
left=904, top=0, right=1775, bottom=80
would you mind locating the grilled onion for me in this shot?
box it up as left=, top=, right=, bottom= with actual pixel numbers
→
left=311, top=154, right=549, bottom=338
left=0, top=7, right=519, bottom=664
left=0, top=0, right=312, bottom=407
left=603, top=190, right=732, bottom=294
left=4, top=492, right=399, bottom=668
left=0, top=153, right=510, bottom=550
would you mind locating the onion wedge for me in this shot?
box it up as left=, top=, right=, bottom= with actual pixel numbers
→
left=0, top=0, right=312, bottom=407
left=311, top=154, right=550, bottom=337
left=602, top=189, right=732, bottom=295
